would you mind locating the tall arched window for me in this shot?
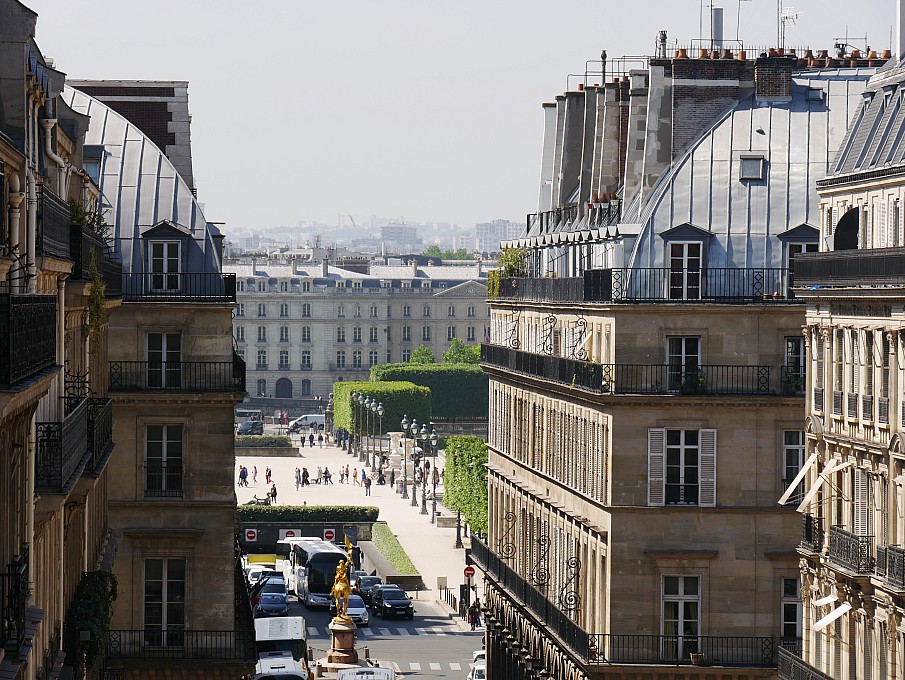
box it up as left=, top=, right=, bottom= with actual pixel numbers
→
left=275, top=378, right=293, bottom=398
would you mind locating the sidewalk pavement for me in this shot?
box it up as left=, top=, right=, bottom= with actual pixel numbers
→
left=236, top=440, right=471, bottom=607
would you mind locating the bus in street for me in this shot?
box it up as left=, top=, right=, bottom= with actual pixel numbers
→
left=279, top=538, right=347, bottom=607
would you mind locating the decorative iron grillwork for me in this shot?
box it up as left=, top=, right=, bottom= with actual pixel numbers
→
left=541, top=315, right=556, bottom=356
left=568, top=316, right=588, bottom=361
left=558, top=556, right=581, bottom=614
left=0, top=294, right=57, bottom=387
left=530, top=529, right=550, bottom=588
left=497, top=511, right=516, bottom=559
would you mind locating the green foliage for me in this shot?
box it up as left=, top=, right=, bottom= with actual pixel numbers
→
left=332, top=381, right=431, bottom=435
left=64, top=570, right=117, bottom=680
left=235, top=435, right=294, bottom=448
left=409, top=344, right=436, bottom=364
left=422, top=245, right=471, bottom=260
left=87, top=249, right=107, bottom=339
left=487, top=269, right=501, bottom=300
left=238, top=505, right=380, bottom=522
left=69, top=199, right=111, bottom=241
left=442, top=339, right=480, bottom=364
left=499, top=247, right=528, bottom=276
left=371, top=522, right=418, bottom=575
left=442, top=436, right=488, bottom=535
left=370, top=363, right=488, bottom=419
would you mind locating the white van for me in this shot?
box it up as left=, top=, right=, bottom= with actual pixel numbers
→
left=254, top=653, right=309, bottom=680
left=288, top=414, right=325, bottom=433
left=254, top=616, right=307, bottom=662
left=336, top=669, right=396, bottom=680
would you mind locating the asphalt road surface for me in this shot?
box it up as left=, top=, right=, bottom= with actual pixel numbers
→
left=285, top=595, right=483, bottom=677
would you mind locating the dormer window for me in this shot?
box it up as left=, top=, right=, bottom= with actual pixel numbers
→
left=149, top=241, right=180, bottom=291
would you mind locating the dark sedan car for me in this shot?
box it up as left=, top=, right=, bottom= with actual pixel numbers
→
left=237, top=420, right=264, bottom=435
left=254, top=592, right=290, bottom=618
left=356, top=576, right=383, bottom=605
left=371, top=586, right=414, bottom=620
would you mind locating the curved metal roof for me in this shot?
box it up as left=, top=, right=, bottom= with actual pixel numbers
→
left=62, top=86, right=219, bottom=275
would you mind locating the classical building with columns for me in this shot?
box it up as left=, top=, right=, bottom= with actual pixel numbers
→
left=477, top=37, right=885, bottom=680
left=783, top=49, right=905, bottom=680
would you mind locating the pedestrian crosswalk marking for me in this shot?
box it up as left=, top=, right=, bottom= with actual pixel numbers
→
left=430, top=626, right=447, bottom=636
left=429, top=663, right=441, bottom=670
left=307, top=624, right=460, bottom=637
left=379, top=628, right=391, bottom=636
left=415, top=628, right=428, bottom=636
left=361, top=628, right=374, bottom=636
left=397, top=628, right=411, bottom=636
left=307, top=627, right=319, bottom=636
left=409, top=663, right=421, bottom=671
left=450, top=663, right=462, bottom=671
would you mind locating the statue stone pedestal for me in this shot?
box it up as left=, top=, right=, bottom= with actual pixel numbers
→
left=326, top=619, right=359, bottom=665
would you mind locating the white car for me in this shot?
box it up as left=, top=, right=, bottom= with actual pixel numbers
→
left=330, top=594, right=370, bottom=626
left=472, top=650, right=485, bottom=665
left=466, top=664, right=485, bottom=680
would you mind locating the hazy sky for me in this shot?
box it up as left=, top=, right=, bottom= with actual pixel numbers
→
left=26, top=0, right=897, bottom=232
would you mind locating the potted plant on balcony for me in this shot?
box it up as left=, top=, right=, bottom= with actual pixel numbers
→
left=679, top=370, right=706, bottom=394
left=782, top=367, right=805, bottom=395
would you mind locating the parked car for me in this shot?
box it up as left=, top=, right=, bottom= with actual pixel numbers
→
left=329, top=594, right=369, bottom=626
left=466, top=664, right=485, bottom=680
left=356, top=576, right=383, bottom=605
left=255, top=592, right=291, bottom=618
left=472, top=650, right=485, bottom=665
left=238, top=420, right=264, bottom=435
left=371, top=585, right=414, bottom=620
left=350, top=570, right=367, bottom=590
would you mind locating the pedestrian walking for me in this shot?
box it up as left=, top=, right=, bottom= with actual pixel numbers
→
left=345, top=465, right=350, bottom=484
left=318, top=433, right=324, bottom=448
left=294, top=467, right=301, bottom=492
left=364, top=476, right=372, bottom=496
left=389, top=468, right=395, bottom=489
left=302, top=467, right=310, bottom=486
left=309, top=433, right=315, bottom=448
left=361, top=468, right=367, bottom=485
left=252, top=466, right=258, bottom=483
left=265, top=466, right=272, bottom=484
left=352, top=468, right=359, bottom=486
left=468, top=601, right=481, bottom=631
left=316, top=466, right=323, bottom=485
left=270, top=484, right=278, bottom=505
left=323, top=467, right=333, bottom=484
left=238, top=466, right=247, bottom=487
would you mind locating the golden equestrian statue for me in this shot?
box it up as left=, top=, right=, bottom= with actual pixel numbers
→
left=330, top=534, right=355, bottom=622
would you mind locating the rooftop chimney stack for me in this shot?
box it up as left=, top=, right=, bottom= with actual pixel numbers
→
left=711, top=6, right=724, bottom=50
left=899, top=0, right=905, bottom=59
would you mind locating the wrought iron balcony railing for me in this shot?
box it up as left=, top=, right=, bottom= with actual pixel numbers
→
left=109, top=361, right=245, bottom=393
left=495, top=268, right=794, bottom=304
left=70, top=225, right=123, bottom=298
left=38, top=188, right=72, bottom=259
left=104, top=629, right=255, bottom=661
left=121, top=273, right=237, bottom=303
left=145, top=463, right=183, bottom=497
left=0, top=544, right=29, bottom=650
left=36, top=397, right=90, bottom=493
left=876, top=544, right=905, bottom=590
left=828, top=525, right=874, bottom=574
left=801, top=515, right=823, bottom=552
left=471, top=536, right=589, bottom=659
left=794, top=247, right=905, bottom=288
left=86, top=397, right=114, bottom=474
left=587, top=634, right=775, bottom=667
left=0, top=294, right=57, bottom=388
left=778, top=646, right=834, bottom=680
left=482, top=344, right=784, bottom=396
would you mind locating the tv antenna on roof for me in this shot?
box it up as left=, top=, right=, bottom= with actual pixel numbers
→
left=778, top=1, right=801, bottom=50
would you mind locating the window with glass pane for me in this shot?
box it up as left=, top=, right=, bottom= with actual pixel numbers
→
left=257, top=349, right=267, bottom=368
left=402, top=326, right=411, bottom=342
left=337, top=327, right=346, bottom=343
left=144, top=558, right=186, bottom=645
left=666, top=429, right=699, bottom=504
left=448, top=306, right=456, bottom=317
left=147, top=333, right=181, bottom=388
left=280, top=281, right=288, bottom=292
left=236, top=303, right=245, bottom=317
left=353, top=351, right=362, bottom=368
left=468, top=306, right=476, bottom=317
left=783, top=431, right=805, bottom=504
left=370, top=305, right=378, bottom=318
left=256, top=378, right=266, bottom=396
left=257, top=303, right=266, bottom=317
left=467, top=326, right=476, bottom=341
left=279, top=350, right=289, bottom=367
left=667, top=336, right=701, bottom=392
left=257, top=280, right=266, bottom=292
left=257, top=326, right=266, bottom=342
left=448, top=326, right=456, bottom=341
left=235, top=326, right=245, bottom=342
left=353, top=327, right=362, bottom=342
left=422, top=326, right=431, bottom=341
left=280, top=326, right=289, bottom=342
left=369, top=327, right=378, bottom=342
left=403, top=305, right=411, bottom=317
left=662, top=575, right=699, bottom=661
left=146, top=424, right=183, bottom=496
left=402, top=349, right=412, bottom=362
left=423, top=305, right=431, bottom=317
left=149, top=241, right=180, bottom=291
left=301, top=351, right=311, bottom=368
left=781, top=577, right=801, bottom=642
left=668, top=242, right=702, bottom=300
left=336, top=351, right=346, bottom=368
left=369, top=351, right=378, bottom=367
left=280, top=303, right=289, bottom=318
left=302, top=326, right=311, bottom=342
left=302, top=304, right=311, bottom=318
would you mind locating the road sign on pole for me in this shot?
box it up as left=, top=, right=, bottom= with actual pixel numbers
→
left=464, top=565, right=475, bottom=578
left=245, top=529, right=257, bottom=542
left=324, top=528, right=336, bottom=541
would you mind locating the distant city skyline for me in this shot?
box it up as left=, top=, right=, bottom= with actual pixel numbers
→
left=26, top=0, right=898, bottom=231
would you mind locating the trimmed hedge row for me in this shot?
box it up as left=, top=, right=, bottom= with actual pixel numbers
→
left=369, top=363, right=488, bottom=419
left=332, top=381, right=430, bottom=435
left=442, top=436, right=488, bottom=535
left=237, top=505, right=380, bottom=523
left=371, top=522, right=418, bottom=575
left=235, top=435, right=293, bottom=448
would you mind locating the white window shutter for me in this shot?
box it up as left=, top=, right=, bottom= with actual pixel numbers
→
left=853, top=468, right=868, bottom=536
left=699, top=429, right=717, bottom=507
left=880, top=200, right=888, bottom=247
left=648, top=428, right=665, bottom=506
left=899, top=200, right=904, bottom=247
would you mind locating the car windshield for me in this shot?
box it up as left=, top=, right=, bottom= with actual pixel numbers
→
left=382, top=588, right=406, bottom=600
left=347, top=596, right=365, bottom=608
left=259, top=594, right=286, bottom=603
left=359, top=577, right=381, bottom=588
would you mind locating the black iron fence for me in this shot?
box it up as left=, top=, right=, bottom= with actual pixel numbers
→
left=121, top=273, right=237, bottom=302
left=801, top=515, right=823, bottom=552
left=494, top=268, right=794, bottom=304
left=471, top=536, right=589, bottom=659
left=105, top=629, right=255, bottom=661
left=38, top=188, right=71, bottom=259
left=70, top=225, right=122, bottom=297
left=876, top=544, right=905, bottom=589
left=144, top=463, right=183, bottom=497
left=0, top=544, right=29, bottom=650
left=794, top=247, right=905, bottom=287
left=481, top=343, right=603, bottom=392
left=86, top=397, right=114, bottom=473
left=587, top=634, right=775, bottom=667
left=109, top=361, right=245, bottom=392
left=0, top=294, right=57, bottom=387
left=778, top=646, right=834, bottom=680
left=36, top=397, right=89, bottom=492
left=828, top=525, right=874, bottom=574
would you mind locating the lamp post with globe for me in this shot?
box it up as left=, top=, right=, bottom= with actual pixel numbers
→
left=409, top=420, right=421, bottom=507
left=349, top=391, right=359, bottom=454
left=400, top=415, right=410, bottom=499
left=372, top=402, right=384, bottom=468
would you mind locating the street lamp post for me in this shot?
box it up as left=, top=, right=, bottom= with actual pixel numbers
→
left=454, top=509, right=464, bottom=549
left=401, top=416, right=410, bottom=499
left=376, top=403, right=385, bottom=469
left=357, top=394, right=367, bottom=460
left=430, top=433, right=439, bottom=524
left=361, top=397, right=371, bottom=463
left=410, top=420, right=420, bottom=507
left=350, top=391, right=358, bottom=454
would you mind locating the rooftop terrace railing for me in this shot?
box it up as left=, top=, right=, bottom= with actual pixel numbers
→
left=121, top=273, right=237, bottom=303
left=0, top=294, right=57, bottom=388
left=794, top=248, right=905, bottom=287
left=38, top=188, right=72, bottom=259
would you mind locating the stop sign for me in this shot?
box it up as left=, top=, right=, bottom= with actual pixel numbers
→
left=464, top=566, right=475, bottom=578
left=324, top=528, right=336, bottom=541
left=245, top=529, right=257, bottom=542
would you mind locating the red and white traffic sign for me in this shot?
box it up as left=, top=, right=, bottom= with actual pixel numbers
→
left=278, top=528, right=302, bottom=540
left=245, top=529, right=257, bottom=542
left=324, top=528, right=336, bottom=541
left=463, top=565, right=475, bottom=578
